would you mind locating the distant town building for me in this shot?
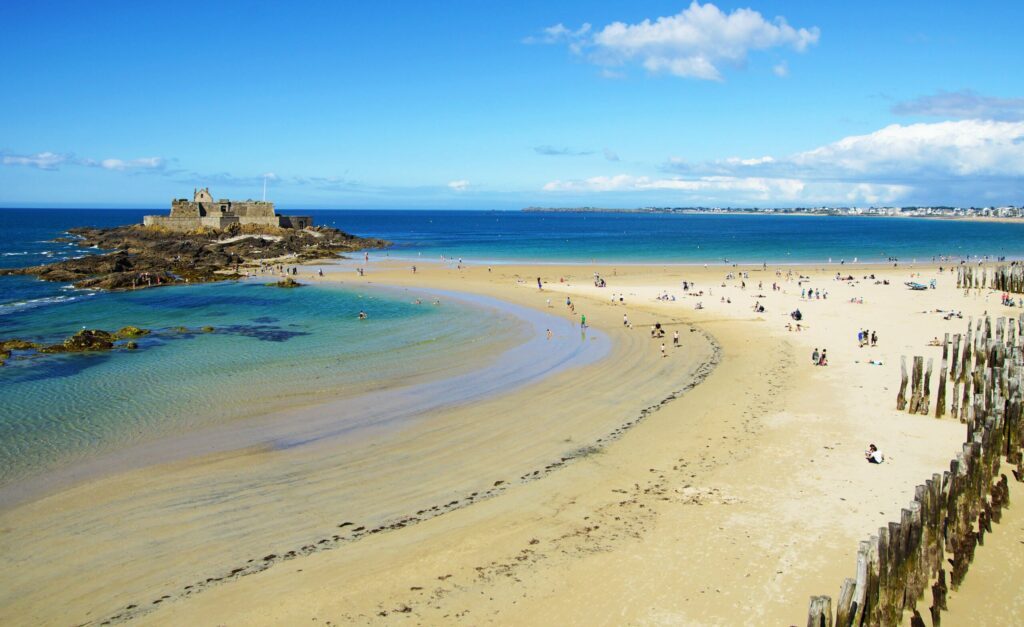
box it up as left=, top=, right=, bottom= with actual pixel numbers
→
left=143, top=188, right=312, bottom=231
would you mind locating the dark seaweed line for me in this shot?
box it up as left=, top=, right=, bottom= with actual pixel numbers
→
left=91, top=326, right=723, bottom=626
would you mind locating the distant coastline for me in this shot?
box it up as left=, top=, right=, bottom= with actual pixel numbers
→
left=522, top=206, right=1024, bottom=222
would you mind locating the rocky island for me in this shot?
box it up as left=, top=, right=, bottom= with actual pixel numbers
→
left=0, top=189, right=388, bottom=291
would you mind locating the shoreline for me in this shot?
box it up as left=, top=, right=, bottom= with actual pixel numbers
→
left=2, top=257, right=1022, bottom=624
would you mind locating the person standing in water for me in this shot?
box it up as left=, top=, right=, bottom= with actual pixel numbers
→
left=546, top=328, right=552, bottom=340
left=580, top=313, right=587, bottom=328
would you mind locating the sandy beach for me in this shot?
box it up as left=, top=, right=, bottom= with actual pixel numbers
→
left=2, top=257, right=1021, bottom=625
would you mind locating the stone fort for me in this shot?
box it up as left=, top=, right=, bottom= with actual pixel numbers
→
left=143, top=188, right=312, bottom=231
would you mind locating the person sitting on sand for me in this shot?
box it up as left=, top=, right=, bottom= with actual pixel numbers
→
left=865, top=444, right=884, bottom=464
left=928, top=337, right=941, bottom=346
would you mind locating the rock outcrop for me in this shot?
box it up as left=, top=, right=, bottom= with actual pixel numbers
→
left=271, top=277, right=303, bottom=288
left=0, top=222, right=388, bottom=292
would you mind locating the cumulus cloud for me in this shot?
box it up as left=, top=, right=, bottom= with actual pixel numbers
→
left=447, top=179, right=470, bottom=192
left=892, top=89, right=1024, bottom=121
left=543, top=174, right=807, bottom=199
left=2, top=151, right=166, bottom=172
left=531, top=2, right=819, bottom=81
left=544, top=120, right=1024, bottom=205
left=789, top=120, right=1024, bottom=179
left=1, top=151, right=70, bottom=170
left=91, top=157, right=166, bottom=171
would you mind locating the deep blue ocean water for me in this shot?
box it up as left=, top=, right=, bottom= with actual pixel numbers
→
left=2, top=207, right=1023, bottom=486
left=314, top=209, right=1024, bottom=264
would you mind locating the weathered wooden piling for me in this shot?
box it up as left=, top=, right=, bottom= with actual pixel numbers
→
left=809, top=315, right=1024, bottom=626
left=898, top=356, right=909, bottom=411
left=909, top=356, right=925, bottom=414
left=922, top=358, right=934, bottom=416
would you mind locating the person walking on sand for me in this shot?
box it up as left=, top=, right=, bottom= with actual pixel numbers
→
left=580, top=313, right=586, bottom=328
left=673, top=330, right=679, bottom=347
left=623, top=313, right=629, bottom=326
left=660, top=343, right=667, bottom=357
left=537, top=277, right=543, bottom=290
left=871, top=331, right=878, bottom=347
left=819, top=349, right=828, bottom=366
left=812, top=348, right=820, bottom=365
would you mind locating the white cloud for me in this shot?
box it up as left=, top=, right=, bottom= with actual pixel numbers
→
left=543, top=120, right=1024, bottom=205
left=523, top=22, right=591, bottom=45
left=2, top=152, right=167, bottom=172
left=533, top=2, right=819, bottom=81
left=1, top=151, right=69, bottom=170
left=543, top=174, right=807, bottom=200
left=95, top=157, right=165, bottom=171
left=892, top=89, right=1024, bottom=121
left=789, top=120, right=1024, bottom=178
left=772, top=61, right=789, bottom=77
left=447, top=179, right=470, bottom=192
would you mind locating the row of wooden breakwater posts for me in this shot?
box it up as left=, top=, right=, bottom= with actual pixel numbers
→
left=957, top=263, right=1024, bottom=294
left=807, top=314, right=1024, bottom=627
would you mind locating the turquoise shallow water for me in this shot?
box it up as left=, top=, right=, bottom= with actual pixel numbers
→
left=3, top=207, right=1022, bottom=490
left=0, top=281, right=515, bottom=486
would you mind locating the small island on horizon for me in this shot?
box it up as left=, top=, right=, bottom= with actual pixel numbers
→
left=0, top=188, right=387, bottom=291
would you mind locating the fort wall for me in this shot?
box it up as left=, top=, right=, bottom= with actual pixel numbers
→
left=145, top=188, right=311, bottom=231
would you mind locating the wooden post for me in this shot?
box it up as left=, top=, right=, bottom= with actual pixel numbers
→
left=910, top=356, right=925, bottom=414
left=950, top=333, right=961, bottom=382
left=851, top=541, right=870, bottom=626
left=835, top=578, right=855, bottom=627
left=922, top=358, right=934, bottom=416
left=898, top=355, right=909, bottom=411
left=807, top=596, right=833, bottom=627
left=937, top=335, right=949, bottom=418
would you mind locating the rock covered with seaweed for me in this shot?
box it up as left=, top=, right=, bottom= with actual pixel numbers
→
left=0, top=222, right=388, bottom=291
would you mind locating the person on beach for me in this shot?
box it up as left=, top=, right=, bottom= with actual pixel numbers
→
left=537, top=277, right=543, bottom=290
left=818, top=349, right=828, bottom=366
left=581, top=313, right=587, bottom=328
left=865, top=444, right=884, bottom=464
left=623, top=313, right=629, bottom=326
left=546, top=328, right=552, bottom=340
left=871, top=331, right=878, bottom=346
left=673, top=330, right=679, bottom=347
left=660, top=343, right=667, bottom=357
left=812, top=348, right=820, bottom=365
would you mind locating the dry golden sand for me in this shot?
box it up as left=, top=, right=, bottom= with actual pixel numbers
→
left=2, top=259, right=1022, bottom=625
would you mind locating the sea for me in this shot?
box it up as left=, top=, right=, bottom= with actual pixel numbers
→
left=2, top=208, right=1024, bottom=490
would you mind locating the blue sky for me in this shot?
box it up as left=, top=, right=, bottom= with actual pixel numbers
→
left=1, top=1, right=1022, bottom=209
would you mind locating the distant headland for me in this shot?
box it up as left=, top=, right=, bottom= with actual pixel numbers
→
left=0, top=189, right=387, bottom=291
left=522, top=205, right=1024, bottom=219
